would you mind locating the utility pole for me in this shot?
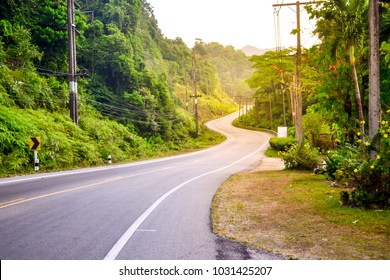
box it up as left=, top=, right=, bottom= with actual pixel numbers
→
left=206, top=77, right=209, bottom=106
left=272, top=1, right=318, bottom=144
left=68, top=0, right=78, bottom=124
left=191, top=48, right=199, bottom=138
left=369, top=0, right=381, bottom=158
left=185, top=79, right=189, bottom=112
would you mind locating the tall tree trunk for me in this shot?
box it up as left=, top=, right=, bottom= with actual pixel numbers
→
left=282, top=86, right=287, bottom=127
left=350, top=45, right=365, bottom=136
left=271, top=81, right=276, bottom=130
left=369, top=0, right=381, bottom=158
left=294, top=54, right=304, bottom=144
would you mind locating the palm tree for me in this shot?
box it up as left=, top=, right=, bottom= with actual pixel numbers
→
left=309, top=0, right=369, bottom=135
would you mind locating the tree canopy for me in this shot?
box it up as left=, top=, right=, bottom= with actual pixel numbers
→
left=0, top=0, right=249, bottom=174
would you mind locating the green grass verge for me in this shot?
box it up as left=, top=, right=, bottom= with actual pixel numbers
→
left=232, top=118, right=277, bottom=135
left=212, top=170, right=390, bottom=260
left=264, top=148, right=280, bottom=158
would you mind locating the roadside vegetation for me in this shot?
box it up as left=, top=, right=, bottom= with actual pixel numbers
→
left=212, top=170, right=390, bottom=260
left=236, top=0, right=390, bottom=209
left=2, top=0, right=389, bottom=258
left=213, top=0, right=390, bottom=259
left=0, top=104, right=226, bottom=175
left=0, top=0, right=254, bottom=176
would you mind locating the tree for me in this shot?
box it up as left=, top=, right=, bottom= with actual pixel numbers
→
left=0, top=20, right=42, bottom=69
left=308, top=0, right=369, bottom=135
left=305, top=1, right=390, bottom=209
left=246, top=49, right=295, bottom=130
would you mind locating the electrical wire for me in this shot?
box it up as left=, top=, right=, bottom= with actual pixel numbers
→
left=35, top=67, right=69, bottom=77
left=85, top=98, right=177, bottom=119
left=84, top=98, right=178, bottom=124
left=2, top=84, right=178, bottom=128
left=1, top=67, right=178, bottom=122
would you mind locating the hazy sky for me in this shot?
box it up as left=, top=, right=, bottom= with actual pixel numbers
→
left=146, top=0, right=318, bottom=50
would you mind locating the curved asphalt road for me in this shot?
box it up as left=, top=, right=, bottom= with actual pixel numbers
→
left=0, top=112, right=282, bottom=260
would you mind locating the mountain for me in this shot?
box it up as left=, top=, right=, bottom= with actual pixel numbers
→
left=241, top=45, right=269, bottom=56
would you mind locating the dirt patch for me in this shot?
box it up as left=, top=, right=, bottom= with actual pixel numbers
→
left=252, top=157, right=285, bottom=172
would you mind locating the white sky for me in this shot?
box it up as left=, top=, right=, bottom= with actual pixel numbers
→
left=146, top=0, right=319, bottom=50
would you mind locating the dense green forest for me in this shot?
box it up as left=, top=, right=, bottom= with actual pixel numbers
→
left=0, top=0, right=254, bottom=175
left=239, top=0, right=390, bottom=208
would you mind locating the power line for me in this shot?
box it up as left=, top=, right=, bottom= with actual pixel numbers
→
left=85, top=98, right=177, bottom=120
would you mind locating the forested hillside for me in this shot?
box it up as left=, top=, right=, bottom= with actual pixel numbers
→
left=0, top=0, right=252, bottom=175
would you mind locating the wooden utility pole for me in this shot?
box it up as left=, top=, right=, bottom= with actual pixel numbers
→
left=68, top=0, right=78, bottom=124
left=272, top=1, right=318, bottom=144
left=369, top=0, right=381, bottom=158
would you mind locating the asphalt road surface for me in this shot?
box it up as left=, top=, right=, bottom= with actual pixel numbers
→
left=0, top=112, right=283, bottom=260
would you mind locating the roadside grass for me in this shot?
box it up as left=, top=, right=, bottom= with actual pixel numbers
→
left=212, top=170, right=390, bottom=260
left=264, top=148, right=279, bottom=158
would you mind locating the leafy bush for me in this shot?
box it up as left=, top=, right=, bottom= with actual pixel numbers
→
left=340, top=191, right=350, bottom=206
left=279, top=142, right=322, bottom=170
left=303, top=109, right=334, bottom=151
left=269, top=137, right=297, bottom=151
left=326, top=111, right=390, bottom=209
left=324, top=148, right=349, bottom=179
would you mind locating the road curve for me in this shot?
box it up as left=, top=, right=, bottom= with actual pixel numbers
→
left=0, top=111, right=281, bottom=260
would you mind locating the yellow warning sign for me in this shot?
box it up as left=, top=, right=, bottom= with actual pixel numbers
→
left=29, top=136, right=41, bottom=151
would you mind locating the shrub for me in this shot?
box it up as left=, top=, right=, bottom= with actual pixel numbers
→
left=340, top=191, right=350, bottom=206
left=269, top=137, right=297, bottom=151
left=325, top=111, right=390, bottom=209
left=324, top=148, right=349, bottom=179
left=279, top=142, right=322, bottom=170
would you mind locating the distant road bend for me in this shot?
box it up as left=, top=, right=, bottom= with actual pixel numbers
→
left=0, top=111, right=282, bottom=260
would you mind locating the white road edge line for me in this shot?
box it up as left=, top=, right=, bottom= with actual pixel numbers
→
left=0, top=133, right=233, bottom=187
left=0, top=113, right=237, bottom=187
left=103, top=132, right=270, bottom=260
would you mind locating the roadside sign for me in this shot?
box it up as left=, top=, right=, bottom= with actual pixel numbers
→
left=29, top=136, right=41, bottom=151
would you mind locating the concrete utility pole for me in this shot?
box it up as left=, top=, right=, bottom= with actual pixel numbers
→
left=369, top=0, right=381, bottom=158
left=191, top=48, right=199, bottom=138
left=272, top=1, right=318, bottom=144
left=68, top=0, right=78, bottom=124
